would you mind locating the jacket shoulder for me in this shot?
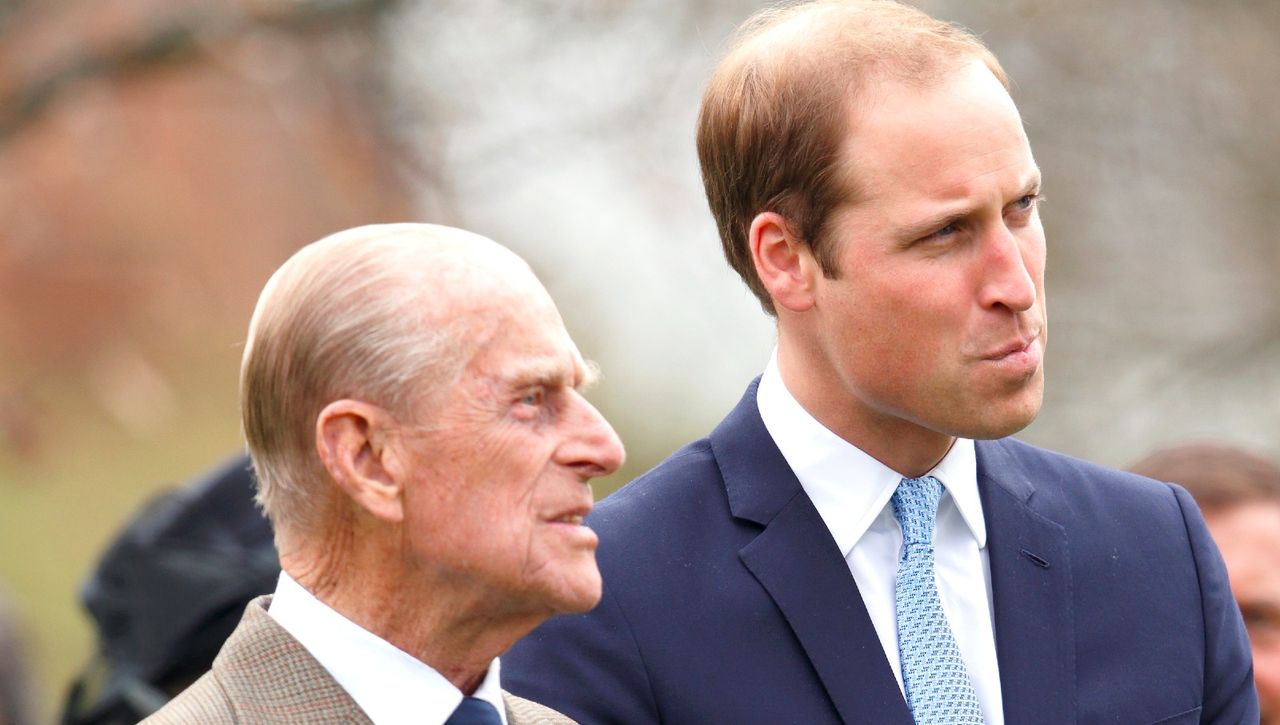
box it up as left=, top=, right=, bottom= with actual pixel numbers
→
left=145, top=596, right=372, bottom=724
left=591, top=438, right=722, bottom=526
left=981, top=437, right=1183, bottom=513
left=141, top=670, right=236, bottom=723
left=602, top=439, right=718, bottom=502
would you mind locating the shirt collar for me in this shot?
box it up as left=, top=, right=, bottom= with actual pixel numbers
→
left=268, top=572, right=508, bottom=725
left=756, top=349, right=986, bottom=555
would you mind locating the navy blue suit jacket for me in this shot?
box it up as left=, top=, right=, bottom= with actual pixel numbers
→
left=505, top=380, right=1257, bottom=724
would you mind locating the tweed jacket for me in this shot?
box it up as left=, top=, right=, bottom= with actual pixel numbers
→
left=144, top=595, right=575, bottom=724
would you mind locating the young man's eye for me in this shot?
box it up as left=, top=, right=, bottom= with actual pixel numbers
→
left=913, top=222, right=960, bottom=247
left=931, top=222, right=959, bottom=239
left=1011, top=193, right=1042, bottom=212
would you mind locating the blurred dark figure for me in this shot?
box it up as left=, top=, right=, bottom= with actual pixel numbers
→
left=0, top=584, right=35, bottom=725
left=61, top=454, right=275, bottom=725
left=1130, top=443, right=1280, bottom=725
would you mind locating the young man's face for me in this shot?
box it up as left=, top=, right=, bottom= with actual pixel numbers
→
left=793, top=60, right=1046, bottom=465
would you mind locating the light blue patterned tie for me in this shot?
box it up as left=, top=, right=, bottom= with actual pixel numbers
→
left=892, top=475, right=984, bottom=724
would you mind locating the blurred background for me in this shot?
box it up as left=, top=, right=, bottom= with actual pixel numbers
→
left=0, top=0, right=1276, bottom=718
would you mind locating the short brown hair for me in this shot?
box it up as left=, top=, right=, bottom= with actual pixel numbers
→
left=1128, top=442, right=1280, bottom=512
left=696, top=0, right=1007, bottom=314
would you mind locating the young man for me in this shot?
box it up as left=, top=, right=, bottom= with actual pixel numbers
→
left=504, top=2, right=1256, bottom=722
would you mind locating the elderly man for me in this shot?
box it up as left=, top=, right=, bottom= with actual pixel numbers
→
left=504, top=1, right=1256, bottom=723
left=1131, top=443, right=1280, bottom=725
left=146, top=224, right=624, bottom=724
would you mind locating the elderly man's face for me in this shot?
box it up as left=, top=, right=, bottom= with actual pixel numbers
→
left=1206, top=502, right=1280, bottom=723
left=397, top=285, right=624, bottom=617
left=799, top=60, right=1045, bottom=453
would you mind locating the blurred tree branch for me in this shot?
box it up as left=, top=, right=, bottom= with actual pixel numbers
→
left=0, top=0, right=397, bottom=140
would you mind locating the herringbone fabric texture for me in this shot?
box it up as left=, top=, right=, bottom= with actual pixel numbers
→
left=142, top=596, right=578, bottom=724
left=892, top=476, right=984, bottom=725
left=502, top=692, right=577, bottom=724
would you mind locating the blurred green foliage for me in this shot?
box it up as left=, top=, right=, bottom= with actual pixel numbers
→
left=0, top=347, right=244, bottom=719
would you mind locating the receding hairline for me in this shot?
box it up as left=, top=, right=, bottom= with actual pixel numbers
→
left=694, top=0, right=1012, bottom=314
left=724, top=1, right=1007, bottom=89
left=240, top=222, right=556, bottom=533
left=246, top=223, right=539, bottom=348
left=259, top=223, right=526, bottom=303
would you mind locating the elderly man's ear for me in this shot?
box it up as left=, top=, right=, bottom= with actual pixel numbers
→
left=316, top=400, right=407, bottom=523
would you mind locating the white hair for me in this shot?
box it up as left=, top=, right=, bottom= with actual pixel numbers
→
left=240, top=223, right=508, bottom=533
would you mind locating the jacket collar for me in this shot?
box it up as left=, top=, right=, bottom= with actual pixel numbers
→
left=712, top=379, right=914, bottom=724
left=710, top=382, right=1077, bottom=723
left=976, top=439, right=1076, bottom=723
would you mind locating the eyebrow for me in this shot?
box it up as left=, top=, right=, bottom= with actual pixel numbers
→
left=507, top=357, right=600, bottom=392
left=898, top=171, right=1043, bottom=243
left=1017, top=172, right=1044, bottom=200
left=579, top=359, right=602, bottom=391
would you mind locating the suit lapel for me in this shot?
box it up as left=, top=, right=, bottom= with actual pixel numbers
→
left=976, top=440, right=1076, bottom=724
left=214, top=596, right=374, bottom=723
left=713, top=380, right=913, bottom=724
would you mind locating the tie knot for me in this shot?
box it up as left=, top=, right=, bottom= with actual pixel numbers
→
left=892, top=475, right=943, bottom=545
left=446, top=697, right=503, bottom=725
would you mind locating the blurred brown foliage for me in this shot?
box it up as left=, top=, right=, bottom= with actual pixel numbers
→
left=0, top=0, right=412, bottom=457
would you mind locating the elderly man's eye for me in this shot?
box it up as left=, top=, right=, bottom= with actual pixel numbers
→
left=520, top=389, right=545, bottom=407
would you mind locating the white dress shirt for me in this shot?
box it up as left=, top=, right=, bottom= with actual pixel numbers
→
left=757, top=352, right=1004, bottom=725
left=267, top=572, right=508, bottom=725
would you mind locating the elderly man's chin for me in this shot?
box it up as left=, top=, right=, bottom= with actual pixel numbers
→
left=528, top=518, right=604, bottom=612
left=539, top=559, right=603, bottom=615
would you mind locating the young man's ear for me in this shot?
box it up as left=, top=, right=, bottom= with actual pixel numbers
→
left=749, top=212, right=819, bottom=313
left=315, top=400, right=405, bottom=523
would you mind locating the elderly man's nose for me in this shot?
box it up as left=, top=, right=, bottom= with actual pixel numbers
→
left=561, top=396, right=625, bottom=478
